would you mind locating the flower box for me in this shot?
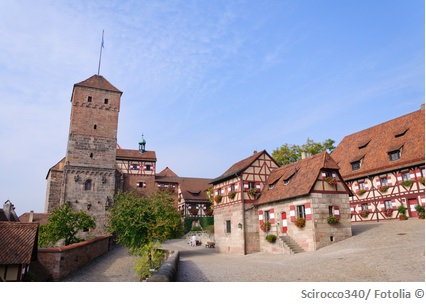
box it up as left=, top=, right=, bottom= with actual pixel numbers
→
left=325, top=177, right=338, bottom=186
left=295, top=217, right=305, bottom=228
left=260, top=221, right=271, bottom=232
left=379, top=186, right=389, bottom=193
left=265, top=234, right=277, bottom=243
left=228, top=191, right=236, bottom=199
left=359, top=210, right=369, bottom=218
left=214, top=195, right=222, bottom=203
left=384, top=208, right=393, bottom=217
left=327, top=215, right=340, bottom=224
left=357, top=189, right=366, bottom=196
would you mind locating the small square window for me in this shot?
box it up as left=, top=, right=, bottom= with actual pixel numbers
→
left=359, top=182, right=365, bottom=190
left=351, top=161, right=361, bottom=171
left=145, top=165, right=151, bottom=170
left=132, top=164, right=138, bottom=170
left=217, top=188, right=222, bottom=196
left=389, top=150, right=400, bottom=161
left=231, top=184, right=236, bottom=192
left=380, top=177, right=388, bottom=186
left=361, top=203, right=368, bottom=211
left=88, top=96, right=92, bottom=102
left=137, top=182, right=146, bottom=188
left=385, top=200, right=392, bottom=209
left=264, top=210, right=270, bottom=223
left=402, top=172, right=411, bottom=181
left=104, top=98, right=109, bottom=104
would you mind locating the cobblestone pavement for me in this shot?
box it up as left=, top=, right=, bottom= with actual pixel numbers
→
left=63, top=219, right=425, bottom=282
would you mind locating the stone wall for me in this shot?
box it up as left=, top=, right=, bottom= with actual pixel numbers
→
left=37, top=235, right=113, bottom=281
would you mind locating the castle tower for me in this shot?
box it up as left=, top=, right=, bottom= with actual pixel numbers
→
left=61, top=75, right=122, bottom=235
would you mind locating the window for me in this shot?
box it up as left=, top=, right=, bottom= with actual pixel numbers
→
left=389, top=150, right=400, bottom=161
left=85, top=179, right=92, bottom=191
left=145, top=165, right=151, bottom=171
left=94, top=124, right=97, bottom=130
left=358, top=182, right=365, bottom=190
left=137, top=182, right=146, bottom=188
left=87, top=96, right=92, bottom=102
left=351, top=161, right=361, bottom=171
left=328, top=206, right=334, bottom=216
left=264, top=210, right=270, bottom=223
left=104, top=98, right=109, bottom=104
left=226, top=220, right=231, bottom=233
left=325, top=171, right=332, bottom=178
left=380, top=177, right=388, bottom=186
left=89, top=153, right=93, bottom=158
left=132, top=164, right=138, bottom=170
left=217, top=188, right=222, bottom=196
left=402, top=172, right=411, bottom=181
left=297, top=205, right=306, bottom=219
left=422, top=168, right=425, bottom=177
left=385, top=200, right=392, bottom=209
left=248, top=181, right=256, bottom=189
left=361, top=203, right=368, bottom=211
left=231, top=184, right=236, bottom=192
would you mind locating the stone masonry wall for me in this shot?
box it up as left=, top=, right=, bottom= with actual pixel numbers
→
left=37, top=235, right=113, bottom=281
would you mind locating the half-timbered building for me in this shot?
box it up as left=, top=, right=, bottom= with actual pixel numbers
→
left=211, top=150, right=279, bottom=255
left=331, top=105, right=425, bottom=222
left=256, top=152, right=353, bottom=253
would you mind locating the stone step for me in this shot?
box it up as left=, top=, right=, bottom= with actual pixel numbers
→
left=279, top=236, right=305, bottom=254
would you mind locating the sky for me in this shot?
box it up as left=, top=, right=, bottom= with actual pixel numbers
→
left=0, top=0, right=424, bottom=215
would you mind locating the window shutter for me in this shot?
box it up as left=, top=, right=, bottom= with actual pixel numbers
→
left=333, top=205, right=340, bottom=219
left=387, top=177, right=393, bottom=186
left=258, top=210, right=264, bottom=225
left=290, top=205, right=296, bottom=222
left=269, top=208, right=275, bottom=224
left=375, top=178, right=381, bottom=187
left=305, top=202, right=312, bottom=220
left=364, top=181, right=369, bottom=191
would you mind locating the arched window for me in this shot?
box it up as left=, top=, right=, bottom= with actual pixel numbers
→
left=85, top=179, right=92, bottom=191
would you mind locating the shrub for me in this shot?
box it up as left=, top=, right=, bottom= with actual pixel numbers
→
left=327, top=215, right=340, bottom=224
left=266, top=234, right=277, bottom=243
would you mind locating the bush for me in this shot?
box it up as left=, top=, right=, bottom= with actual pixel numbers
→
left=265, top=234, right=277, bottom=243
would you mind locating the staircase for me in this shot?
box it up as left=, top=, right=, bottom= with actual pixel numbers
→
left=279, top=235, right=305, bottom=254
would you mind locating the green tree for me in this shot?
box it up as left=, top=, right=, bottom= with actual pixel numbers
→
left=108, top=191, right=182, bottom=250
left=272, top=138, right=336, bottom=166
left=38, top=203, right=96, bottom=247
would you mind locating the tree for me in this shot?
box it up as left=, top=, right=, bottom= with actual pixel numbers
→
left=38, top=203, right=96, bottom=247
left=272, top=138, right=336, bottom=166
left=107, top=191, right=182, bottom=250
left=132, top=241, right=164, bottom=281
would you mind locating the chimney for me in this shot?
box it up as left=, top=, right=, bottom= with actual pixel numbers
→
left=421, top=103, right=425, bottom=110
left=301, top=151, right=312, bottom=159
left=29, top=210, right=34, bottom=223
left=253, top=150, right=258, bottom=154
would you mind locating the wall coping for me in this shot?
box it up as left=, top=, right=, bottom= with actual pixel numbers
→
left=38, top=235, right=112, bottom=253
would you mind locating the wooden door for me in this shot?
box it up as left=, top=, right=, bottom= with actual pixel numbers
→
left=407, top=198, right=418, bottom=217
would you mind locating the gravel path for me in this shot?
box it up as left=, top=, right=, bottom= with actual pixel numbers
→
left=63, top=219, right=425, bottom=282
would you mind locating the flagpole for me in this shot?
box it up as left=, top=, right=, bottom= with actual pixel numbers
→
left=97, top=30, right=104, bottom=75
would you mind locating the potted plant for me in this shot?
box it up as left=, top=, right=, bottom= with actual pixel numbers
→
left=260, top=221, right=271, bottom=232
left=265, top=234, right=277, bottom=243
left=248, top=187, right=258, bottom=198
left=384, top=208, right=393, bottom=217
left=359, top=210, right=369, bottom=218
left=414, top=204, right=425, bottom=219
left=357, top=189, right=366, bottom=196
left=379, top=186, right=389, bottom=193
left=214, top=195, right=222, bottom=203
left=397, top=204, right=408, bottom=220
left=402, top=180, right=413, bottom=187
left=295, top=217, right=305, bottom=228
left=228, top=191, right=236, bottom=199
left=325, top=177, right=338, bottom=186
left=327, top=215, right=340, bottom=224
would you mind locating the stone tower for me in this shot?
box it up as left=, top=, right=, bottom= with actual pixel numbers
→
left=61, top=75, right=122, bottom=235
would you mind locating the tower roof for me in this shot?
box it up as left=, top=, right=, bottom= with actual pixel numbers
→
left=74, top=75, right=122, bottom=94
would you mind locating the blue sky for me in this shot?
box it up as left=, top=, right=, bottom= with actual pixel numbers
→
left=0, top=0, right=424, bottom=215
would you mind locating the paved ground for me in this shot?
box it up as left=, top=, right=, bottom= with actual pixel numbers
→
left=62, top=219, right=425, bottom=282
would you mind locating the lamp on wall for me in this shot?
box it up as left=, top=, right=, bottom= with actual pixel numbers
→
left=238, top=223, right=243, bottom=229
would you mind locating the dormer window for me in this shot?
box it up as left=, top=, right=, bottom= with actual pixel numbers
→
left=394, top=128, right=408, bottom=138
left=388, top=149, right=401, bottom=161
left=358, top=140, right=370, bottom=149
left=351, top=161, right=361, bottom=171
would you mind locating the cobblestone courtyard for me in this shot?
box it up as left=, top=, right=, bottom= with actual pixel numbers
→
left=63, top=219, right=425, bottom=282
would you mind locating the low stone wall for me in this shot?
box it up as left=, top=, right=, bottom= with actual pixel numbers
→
left=37, top=235, right=114, bottom=281
left=146, top=250, right=179, bottom=282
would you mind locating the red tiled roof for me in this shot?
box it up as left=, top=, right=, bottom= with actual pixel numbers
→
left=157, top=167, right=178, bottom=177
left=179, top=178, right=212, bottom=202
left=0, top=222, right=38, bottom=265
left=212, top=150, right=276, bottom=184
left=74, top=75, right=122, bottom=94
left=257, top=152, right=341, bottom=205
left=116, top=149, right=157, bottom=161
left=19, top=213, right=50, bottom=225
left=331, top=107, right=425, bottom=180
